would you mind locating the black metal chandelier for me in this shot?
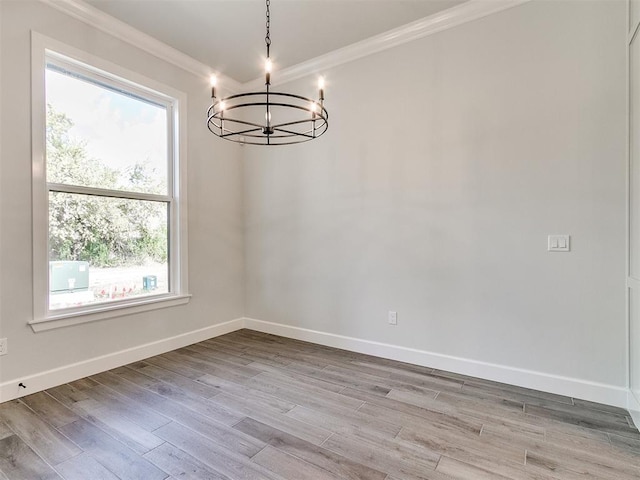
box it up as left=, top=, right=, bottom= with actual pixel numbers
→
left=207, top=0, right=328, bottom=146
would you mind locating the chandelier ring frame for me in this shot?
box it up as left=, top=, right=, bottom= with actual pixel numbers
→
left=207, top=91, right=328, bottom=146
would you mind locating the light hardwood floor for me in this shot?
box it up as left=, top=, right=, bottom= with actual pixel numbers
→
left=0, top=329, right=638, bottom=479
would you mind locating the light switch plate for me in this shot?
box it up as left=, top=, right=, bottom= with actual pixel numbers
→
left=388, top=311, right=397, bottom=325
left=548, top=235, right=570, bottom=252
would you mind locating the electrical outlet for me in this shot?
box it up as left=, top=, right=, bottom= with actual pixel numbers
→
left=388, top=311, right=397, bottom=325
left=0, top=338, right=7, bottom=356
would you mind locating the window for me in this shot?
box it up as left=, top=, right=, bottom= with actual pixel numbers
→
left=31, top=34, right=189, bottom=331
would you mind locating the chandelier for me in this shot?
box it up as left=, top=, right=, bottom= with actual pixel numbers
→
left=207, top=0, right=329, bottom=146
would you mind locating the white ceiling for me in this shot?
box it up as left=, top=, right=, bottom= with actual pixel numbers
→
left=85, top=0, right=467, bottom=83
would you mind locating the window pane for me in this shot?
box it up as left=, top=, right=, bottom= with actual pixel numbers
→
left=45, top=65, right=168, bottom=195
left=48, top=192, right=169, bottom=310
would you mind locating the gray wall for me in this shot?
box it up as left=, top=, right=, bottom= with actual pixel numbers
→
left=244, top=0, right=628, bottom=388
left=0, top=0, right=629, bottom=402
left=0, top=1, right=244, bottom=382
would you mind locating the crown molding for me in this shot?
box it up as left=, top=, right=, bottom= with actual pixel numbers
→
left=40, top=0, right=531, bottom=94
left=39, top=0, right=242, bottom=93
left=242, top=0, right=532, bottom=91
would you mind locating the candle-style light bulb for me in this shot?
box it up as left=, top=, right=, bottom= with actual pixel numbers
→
left=265, top=58, right=272, bottom=85
left=318, top=76, right=325, bottom=101
left=210, top=74, right=217, bottom=98
left=265, top=111, right=272, bottom=124
left=218, top=100, right=226, bottom=112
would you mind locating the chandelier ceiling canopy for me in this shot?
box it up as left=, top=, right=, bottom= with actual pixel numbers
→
left=207, top=0, right=329, bottom=146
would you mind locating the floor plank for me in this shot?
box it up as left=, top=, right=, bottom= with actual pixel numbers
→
left=143, top=443, right=229, bottom=480
left=152, top=421, right=281, bottom=480
left=208, top=390, right=332, bottom=445
left=234, top=417, right=387, bottom=480
left=54, top=452, right=120, bottom=480
left=321, top=432, right=439, bottom=480
left=0, top=421, right=13, bottom=441
left=286, top=404, right=402, bottom=439
left=82, top=406, right=164, bottom=455
left=58, top=419, right=168, bottom=480
left=0, top=400, right=81, bottom=465
left=0, top=435, right=61, bottom=480
left=20, top=392, right=79, bottom=428
left=436, top=456, right=512, bottom=480
left=251, top=445, right=342, bottom=480
left=525, top=403, right=640, bottom=439
left=197, top=373, right=297, bottom=413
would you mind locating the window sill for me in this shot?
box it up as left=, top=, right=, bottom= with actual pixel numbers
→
left=29, top=294, right=192, bottom=332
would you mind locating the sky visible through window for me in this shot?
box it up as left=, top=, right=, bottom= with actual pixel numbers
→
left=45, top=67, right=168, bottom=194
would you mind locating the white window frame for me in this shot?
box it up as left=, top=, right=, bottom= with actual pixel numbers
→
left=30, top=32, right=189, bottom=332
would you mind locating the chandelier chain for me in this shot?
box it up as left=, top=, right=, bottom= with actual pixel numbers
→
left=265, top=0, right=271, bottom=50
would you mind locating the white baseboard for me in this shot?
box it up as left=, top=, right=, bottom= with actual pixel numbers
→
left=0, top=318, right=244, bottom=403
left=244, top=317, right=629, bottom=409
left=629, top=390, right=640, bottom=429
left=2, top=316, right=631, bottom=412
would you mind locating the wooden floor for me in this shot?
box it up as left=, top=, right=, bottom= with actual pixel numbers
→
left=0, top=330, right=639, bottom=480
